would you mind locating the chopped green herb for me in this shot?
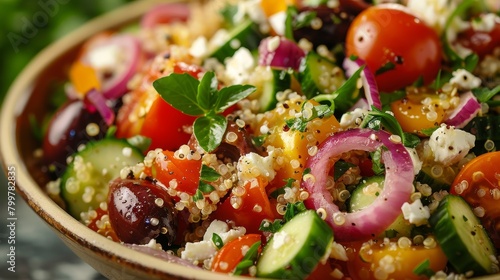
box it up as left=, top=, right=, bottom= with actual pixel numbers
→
left=212, top=233, right=224, bottom=249
left=413, top=259, right=435, bottom=278
left=200, top=164, right=221, bottom=182
left=375, top=62, right=395, bottom=75
left=153, top=71, right=255, bottom=152
left=233, top=241, right=261, bottom=275
left=333, top=160, right=356, bottom=181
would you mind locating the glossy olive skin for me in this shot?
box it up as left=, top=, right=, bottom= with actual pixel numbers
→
left=107, top=178, right=178, bottom=247
left=42, top=99, right=108, bottom=174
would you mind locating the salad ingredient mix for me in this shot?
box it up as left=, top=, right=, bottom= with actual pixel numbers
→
left=33, top=0, right=500, bottom=279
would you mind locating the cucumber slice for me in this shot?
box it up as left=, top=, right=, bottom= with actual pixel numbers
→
left=297, top=51, right=345, bottom=99
left=463, top=116, right=500, bottom=154
left=60, top=138, right=144, bottom=219
left=256, top=210, right=333, bottom=279
left=348, top=176, right=413, bottom=238
left=415, top=166, right=451, bottom=193
left=208, top=19, right=263, bottom=63
left=251, top=67, right=292, bottom=112
left=429, top=195, right=497, bottom=275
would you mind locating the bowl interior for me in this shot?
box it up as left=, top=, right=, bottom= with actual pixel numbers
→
left=0, top=1, right=241, bottom=279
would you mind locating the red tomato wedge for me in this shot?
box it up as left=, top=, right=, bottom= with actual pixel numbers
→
left=148, top=150, right=202, bottom=197
left=213, top=177, right=279, bottom=234
left=211, top=234, right=262, bottom=273
left=450, top=151, right=500, bottom=249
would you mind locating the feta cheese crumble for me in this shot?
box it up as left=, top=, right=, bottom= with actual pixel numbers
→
left=428, top=124, right=475, bottom=165
left=401, top=199, right=430, bottom=226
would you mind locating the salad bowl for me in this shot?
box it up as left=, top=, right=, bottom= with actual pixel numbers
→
left=1, top=0, right=499, bottom=279
left=0, top=0, right=240, bottom=279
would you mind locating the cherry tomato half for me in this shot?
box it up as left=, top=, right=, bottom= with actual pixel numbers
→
left=211, top=234, right=262, bottom=274
left=456, top=18, right=500, bottom=59
left=213, top=177, right=279, bottom=234
left=345, top=5, right=442, bottom=93
left=450, top=151, right=500, bottom=249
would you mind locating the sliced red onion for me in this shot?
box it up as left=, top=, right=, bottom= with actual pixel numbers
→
left=343, top=57, right=382, bottom=110
left=82, top=34, right=142, bottom=100
left=444, top=91, right=481, bottom=128
left=302, top=128, right=414, bottom=242
left=140, top=3, right=191, bottom=29
left=123, top=243, right=201, bottom=269
left=84, top=89, right=115, bottom=126
left=258, top=36, right=305, bottom=71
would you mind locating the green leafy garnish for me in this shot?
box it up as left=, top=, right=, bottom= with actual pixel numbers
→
left=333, top=160, right=356, bottom=181
left=153, top=71, right=256, bottom=152
left=259, top=202, right=308, bottom=233
left=375, top=62, right=395, bottom=75
left=212, top=233, right=224, bottom=249
left=285, top=104, right=334, bottom=132
left=360, top=106, right=420, bottom=148
left=200, top=164, right=222, bottom=182
left=473, top=85, right=500, bottom=103
left=194, top=165, right=220, bottom=202
left=370, top=148, right=385, bottom=176
left=270, top=178, right=295, bottom=198
left=233, top=241, right=261, bottom=275
left=313, top=65, right=363, bottom=113
left=413, top=259, right=435, bottom=278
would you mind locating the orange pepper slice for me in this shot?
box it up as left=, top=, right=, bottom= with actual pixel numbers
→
left=69, top=60, right=101, bottom=96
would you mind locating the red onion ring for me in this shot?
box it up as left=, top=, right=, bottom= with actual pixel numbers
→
left=302, top=128, right=414, bottom=241
left=140, top=3, right=191, bottom=29
left=258, top=36, right=305, bottom=71
left=444, top=91, right=481, bottom=128
left=84, top=89, right=115, bottom=126
left=343, top=57, right=382, bottom=110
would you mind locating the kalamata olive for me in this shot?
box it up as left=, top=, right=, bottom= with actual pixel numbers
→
left=292, top=5, right=358, bottom=48
left=107, top=178, right=178, bottom=247
left=42, top=99, right=108, bottom=173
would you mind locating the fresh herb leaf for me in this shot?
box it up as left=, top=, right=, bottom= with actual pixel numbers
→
left=193, top=189, right=204, bottom=201
left=472, top=85, right=500, bottom=103
left=220, top=3, right=239, bottom=26
left=293, top=11, right=317, bottom=29
left=198, top=181, right=216, bottom=193
left=214, top=84, right=255, bottom=113
left=329, top=65, right=363, bottom=113
left=413, top=259, right=435, bottom=278
left=252, top=135, right=267, bottom=147
left=212, top=233, right=224, bottom=249
left=375, top=62, right=395, bottom=75
left=361, top=106, right=420, bottom=148
left=371, top=148, right=385, bottom=175
left=200, top=164, right=221, bottom=182
left=285, top=104, right=334, bottom=132
left=153, top=73, right=204, bottom=116
left=419, top=127, right=439, bottom=137
left=197, top=71, right=219, bottom=112
left=284, top=201, right=308, bottom=222
left=233, top=241, right=261, bottom=275
left=334, top=160, right=356, bottom=181
left=259, top=219, right=284, bottom=233
left=284, top=6, right=298, bottom=41
left=153, top=71, right=256, bottom=152
left=270, top=178, right=295, bottom=198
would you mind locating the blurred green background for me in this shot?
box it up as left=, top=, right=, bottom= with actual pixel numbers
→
left=0, top=0, right=135, bottom=104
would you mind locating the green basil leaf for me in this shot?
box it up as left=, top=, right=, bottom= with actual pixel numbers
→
left=472, top=85, right=500, bottom=103
left=212, top=233, right=224, bottom=249
left=214, top=84, right=256, bottom=113
left=413, top=259, right=435, bottom=278
left=193, top=114, right=227, bottom=152
left=334, top=160, right=356, bottom=181
left=153, top=73, right=205, bottom=116
left=198, top=181, right=216, bottom=193
left=332, top=65, right=363, bottom=112
left=200, top=164, right=221, bottom=182
left=197, top=71, right=219, bottom=112
left=193, top=189, right=204, bottom=202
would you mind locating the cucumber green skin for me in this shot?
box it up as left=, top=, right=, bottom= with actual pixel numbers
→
left=297, top=51, right=346, bottom=100
left=258, top=69, right=292, bottom=112
left=463, top=116, right=500, bottom=155
left=256, top=210, right=333, bottom=279
left=209, top=19, right=263, bottom=63
left=348, top=176, right=413, bottom=238
left=415, top=167, right=450, bottom=193
left=429, top=195, right=497, bottom=276
left=60, top=139, right=144, bottom=219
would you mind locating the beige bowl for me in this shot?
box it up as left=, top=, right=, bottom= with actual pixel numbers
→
left=0, top=1, right=240, bottom=279
left=1, top=1, right=499, bottom=280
